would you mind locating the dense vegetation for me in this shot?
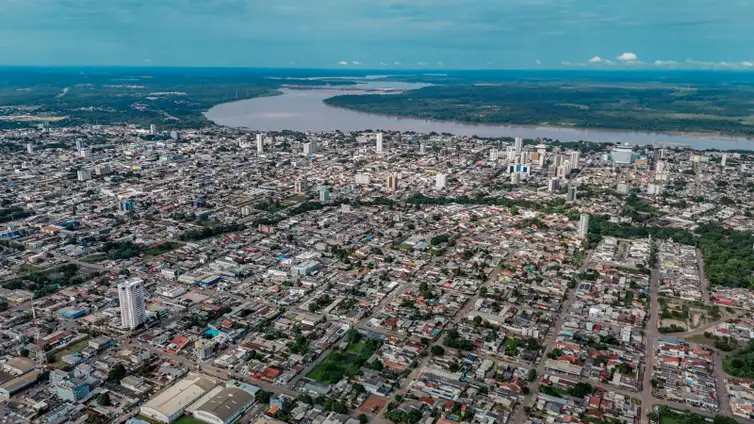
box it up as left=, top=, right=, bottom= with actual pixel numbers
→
left=307, top=331, right=381, bottom=384
left=179, top=223, right=245, bottom=241
left=98, top=241, right=184, bottom=260
left=325, top=80, right=754, bottom=136
left=650, top=406, right=738, bottom=424
left=0, top=206, right=32, bottom=223
left=723, top=340, right=754, bottom=378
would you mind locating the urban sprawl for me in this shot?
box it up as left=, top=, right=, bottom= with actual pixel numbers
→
left=0, top=125, right=753, bottom=424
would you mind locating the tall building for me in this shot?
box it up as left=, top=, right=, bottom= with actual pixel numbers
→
left=77, top=169, right=91, bottom=182
left=75, top=139, right=85, bottom=150
left=489, top=149, right=499, bottom=161
left=420, top=144, right=426, bottom=155
left=435, top=173, right=447, bottom=189
left=303, top=142, right=318, bottom=155
left=26, top=143, right=33, bottom=154
left=256, top=134, right=264, bottom=154
left=355, top=173, right=371, bottom=185
left=566, top=186, right=578, bottom=202
left=79, top=148, right=92, bottom=158
left=386, top=173, right=398, bottom=191
left=319, top=187, right=331, bottom=202
left=578, top=213, right=590, bottom=238
left=376, top=133, right=384, bottom=153
left=721, top=153, right=728, bottom=167
left=150, top=124, right=157, bottom=135
left=294, top=179, right=305, bottom=194
left=118, top=279, right=146, bottom=330
left=514, top=137, right=523, bottom=158
left=569, top=151, right=581, bottom=169
left=548, top=178, right=560, bottom=192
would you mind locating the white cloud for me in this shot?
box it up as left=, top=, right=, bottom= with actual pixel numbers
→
left=742, top=61, right=754, bottom=67
left=338, top=61, right=349, bottom=65
left=588, top=56, right=602, bottom=63
left=417, top=61, right=428, bottom=66
left=393, top=61, right=402, bottom=65
left=352, top=61, right=361, bottom=65
left=604, top=59, right=615, bottom=65
left=437, top=61, right=445, bottom=66
left=561, top=60, right=573, bottom=66
left=380, top=62, right=388, bottom=66
left=535, top=59, right=542, bottom=65
left=617, top=52, right=638, bottom=61
left=654, top=60, right=679, bottom=66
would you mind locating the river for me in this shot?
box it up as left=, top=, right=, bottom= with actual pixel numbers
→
left=205, top=82, right=754, bottom=151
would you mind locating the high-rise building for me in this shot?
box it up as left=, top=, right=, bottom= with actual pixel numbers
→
left=79, top=148, right=92, bottom=158
left=319, top=187, right=331, bottom=202
left=538, top=152, right=546, bottom=167
left=548, top=178, right=560, bottom=192
left=170, top=130, right=179, bottom=140
left=435, top=173, right=447, bottom=189
left=489, top=149, right=499, bottom=161
left=294, top=179, right=305, bottom=194
left=569, top=151, right=581, bottom=169
left=376, top=133, right=384, bottom=153
left=95, top=165, right=112, bottom=176
left=386, top=173, right=398, bottom=191
left=647, top=184, right=663, bottom=195
left=150, top=124, right=157, bottom=135
left=26, top=143, right=33, bottom=154
left=616, top=183, right=630, bottom=194
left=420, top=144, right=426, bottom=155
left=578, top=213, right=590, bottom=238
left=75, top=139, right=85, bottom=150
left=77, top=169, right=91, bottom=182
left=256, top=134, right=264, bottom=154
left=721, top=153, right=728, bottom=167
left=303, top=141, right=318, bottom=155
left=506, top=146, right=516, bottom=161
left=514, top=137, right=523, bottom=158
left=566, top=186, right=578, bottom=202
left=520, top=151, right=529, bottom=164
left=355, top=173, right=371, bottom=185
left=118, top=279, right=146, bottom=330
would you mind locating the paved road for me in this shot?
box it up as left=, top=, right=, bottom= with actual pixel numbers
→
left=640, top=267, right=661, bottom=424
left=696, top=248, right=711, bottom=306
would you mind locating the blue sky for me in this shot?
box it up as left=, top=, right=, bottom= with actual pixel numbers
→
left=1, top=0, right=753, bottom=69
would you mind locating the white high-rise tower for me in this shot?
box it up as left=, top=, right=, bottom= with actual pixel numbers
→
left=118, top=279, right=146, bottom=330
left=436, top=173, right=447, bottom=189
left=256, top=134, right=264, bottom=154
left=376, top=133, right=384, bottom=153
left=578, top=213, right=590, bottom=238
left=514, top=137, right=523, bottom=158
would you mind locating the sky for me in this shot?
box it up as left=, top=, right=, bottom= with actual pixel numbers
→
left=1, top=0, right=754, bottom=69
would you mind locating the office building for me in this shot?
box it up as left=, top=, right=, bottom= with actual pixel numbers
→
left=420, top=144, right=426, bottom=155
left=355, top=173, right=371, bottom=185
left=520, top=151, right=529, bottom=164
left=120, top=200, right=135, bottom=212
left=578, top=214, right=589, bottom=238
left=170, top=130, right=179, bottom=140
left=721, top=153, right=728, bottom=167
left=118, top=278, right=146, bottom=330
left=435, top=173, right=447, bottom=189
left=566, top=187, right=577, bottom=202
left=319, top=188, right=331, bottom=202
left=26, top=143, right=33, bottom=154
left=77, top=169, right=91, bottom=182
left=75, top=139, right=85, bottom=150
left=538, top=152, right=546, bottom=167
left=95, top=165, right=112, bottom=176
left=376, top=133, right=384, bottom=153
left=256, top=134, right=264, bottom=154
left=386, top=173, right=399, bottom=191
left=514, top=136, right=523, bottom=158
left=647, top=184, right=663, bottom=195
left=506, top=146, right=516, bottom=161
left=150, top=124, right=157, bottom=135
left=294, top=179, right=305, bottom=194
left=489, top=149, right=499, bottom=161
left=79, top=148, right=92, bottom=158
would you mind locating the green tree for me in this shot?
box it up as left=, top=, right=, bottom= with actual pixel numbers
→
left=96, top=392, right=111, bottom=406
left=431, top=345, right=446, bottom=356
left=359, top=414, right=369, bottom=424
left=107, top=364, right=127, bottom=382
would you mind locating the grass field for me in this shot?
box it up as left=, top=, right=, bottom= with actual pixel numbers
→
left=307, top=340, right=380, bottom=384
left=51, top=338, right=90, bottom=366
left=659, top=415, right=683, bottom=424
left=173, top=416, right=205, bottom=424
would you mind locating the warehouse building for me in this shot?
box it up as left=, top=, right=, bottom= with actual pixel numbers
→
left=193, top=387, right=255, bottom=424
left=140, top=374, right=218, bottom=423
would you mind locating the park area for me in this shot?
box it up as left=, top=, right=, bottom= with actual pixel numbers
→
left=307, top=338, right=381, bottom=385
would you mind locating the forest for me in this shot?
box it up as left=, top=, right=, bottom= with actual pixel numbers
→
left=325, top=80, right=754, bottom=136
